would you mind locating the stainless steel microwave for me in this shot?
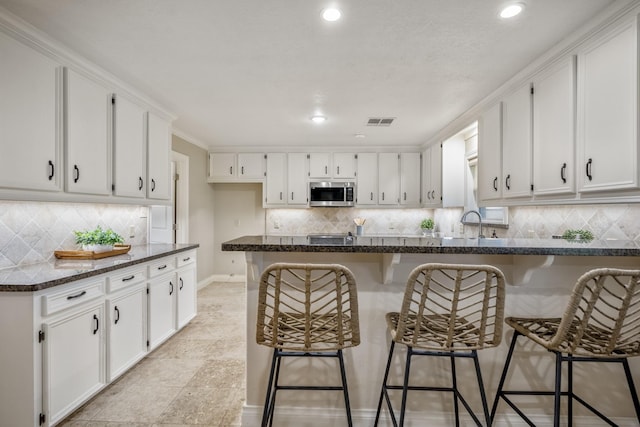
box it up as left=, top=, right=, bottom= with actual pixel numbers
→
left=309, top=181, right=355, bottom=207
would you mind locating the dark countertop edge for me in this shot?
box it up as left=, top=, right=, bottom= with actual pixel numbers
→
left=2, top=244, right=199, bottom=293
left=221, top=243, right=640, bottom=257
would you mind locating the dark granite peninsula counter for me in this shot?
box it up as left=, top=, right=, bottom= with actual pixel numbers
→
left=222, top=235, right=640, bottom=256
left=0, top=243, right=199, bottom=292
left=223, top=235, right=640, bottom=426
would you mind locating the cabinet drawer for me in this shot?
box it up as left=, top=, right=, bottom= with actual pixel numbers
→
left=177, top=251, right=196, bottom=268
left=107, top=267, right=147, bottom=294
left=42, top=279, right=105, bottom=316
left=148, top=257, right=176, bottom=278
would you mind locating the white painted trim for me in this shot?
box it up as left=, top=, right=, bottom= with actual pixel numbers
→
left=241, top=404, right=640, bottom=427
left=196, top=274, right=246, bottom=289
left=172, top=151, right=189, bottom=244
left=172, top=128, right=210, bottom=150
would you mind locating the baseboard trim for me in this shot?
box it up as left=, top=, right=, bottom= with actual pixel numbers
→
left=241, top=404, right=638, bottom=426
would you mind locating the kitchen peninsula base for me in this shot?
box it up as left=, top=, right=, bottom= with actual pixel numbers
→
left=229, top=240, right=640, bottom=426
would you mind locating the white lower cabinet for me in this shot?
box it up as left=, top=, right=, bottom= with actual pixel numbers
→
left=106, top=272, right=147, bottom=382
left=42, top=283, right=106, bottom=427
left=177, top=251, right=197, bottom=329
left=147, top=255, right=178, bottom=350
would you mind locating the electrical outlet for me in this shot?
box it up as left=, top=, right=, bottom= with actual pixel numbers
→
left=128, top=225, right=135, bottom=238
left=274, top=220, right=280, bottom=229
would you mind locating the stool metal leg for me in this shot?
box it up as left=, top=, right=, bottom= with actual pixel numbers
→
left=374, top=341, right=397, bottom=427
left=568, top=355, right=573, bottom=427
left=261, top=349, right=279, bottom=427
left=337, top=349, right=354, bottom=427
left=450, top=354, right=460, bottom=427
left=490, top=330, right=520, bottom=423
left=399, top=346, right=414, bottom=427
left=553, top=351, right=562, bottom=427
left=623, top=358, right=640, bottom=422
left=472, top=349, right=491, bottom=427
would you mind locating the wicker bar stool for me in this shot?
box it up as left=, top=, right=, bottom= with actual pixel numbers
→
left=491, top=268, right=640, bottom=426
left=256, top=263, right=360, bottom=427
left=374, top=263, right=506, bottom=427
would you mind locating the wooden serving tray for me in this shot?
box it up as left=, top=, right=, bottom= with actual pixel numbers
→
left=54, top=244, right=131, bottom=260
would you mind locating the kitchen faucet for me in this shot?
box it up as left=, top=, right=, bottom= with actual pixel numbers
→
left=461, top=210, right=485, bottom=239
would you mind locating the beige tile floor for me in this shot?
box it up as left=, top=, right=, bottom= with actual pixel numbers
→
left=59, top=280, right=246, bottom=427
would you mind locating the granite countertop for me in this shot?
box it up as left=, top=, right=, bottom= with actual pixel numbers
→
left=0, top=243, right=199, bottom=292
left=222, top=235, right=640, bottom=257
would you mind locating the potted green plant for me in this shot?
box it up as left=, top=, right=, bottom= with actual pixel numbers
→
left=420, top=218, right=435, bottom=236
left=74, top=226, right=124, bottom=252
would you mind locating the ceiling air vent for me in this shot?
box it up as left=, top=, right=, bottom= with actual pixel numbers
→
left=367, top=117, right=395, bottom=126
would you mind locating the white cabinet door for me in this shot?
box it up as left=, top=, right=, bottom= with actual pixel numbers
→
left=309, top=153, right=331, bottom=179
left=264, top=153, right=287, bottom=206
left=0, top=32, right=62, bottom=192
left=400, top=153, right=421, bottom=206
left=43, top=302, right=105, bottom=426
left=356, top=153, right=377, bottom=205
left=238, top=153, right=265, bottom=180
left=502, top=83, right=532, bottom=199
left=147, top=272, right=177, bottom=350
left=478, top=102, right=503, bottom=203
left=442, top=137, right=465, bottom=207
left=147, top=112, right=171, bottom=200
left=533, top=57, right=576, bottom=196
left=208, top=153, right=236, bottom=181
left=423, top=144, right=442, bottom=207
left=113, top=95, right=146, bottom=198
left=65, top=69, right=111, bottom=195
left=107, top=285, right=146, bottom=381
left=378, top=153, right=400, bottom=205
left=177, top=265, right=197, bottom=329
left=288, top=153, right=308, bottom=205
left=578, top=19, right=639, bottom=192
left=334, top=153, right=356, bottom=179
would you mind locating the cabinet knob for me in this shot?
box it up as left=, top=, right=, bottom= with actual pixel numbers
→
left=179, top=277, right=184, bottom=290
left=138, top=177, right=143, bottom=191
left=92, top=314, right=99, bottom=335
left=493, top=177, right=498, bottom=191
left=48, top=160, right=55, bottom=181
left=151, top=179, right=156, bottom=192
left=586, top=158, right=593, bottom=181
left=560, top=163, right=567, bottom=184
left=114, top=306, right=120, bottom=324
left=73, top=165, right=80, bottom=183
left=505, top=174, right=511, bottom=190
left=169, top=281, right=174, bottom=296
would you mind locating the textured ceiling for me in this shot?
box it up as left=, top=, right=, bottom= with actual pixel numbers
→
left=0, top=0, right=622, bottom=149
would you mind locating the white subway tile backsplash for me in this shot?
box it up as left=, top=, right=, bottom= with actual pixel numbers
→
left=0, top=201, right=148, bottom=268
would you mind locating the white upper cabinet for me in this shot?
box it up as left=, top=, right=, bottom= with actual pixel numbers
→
left=309, top=153, right=332, bottom=179
left=238, top=153, right=265, bottom=180
left=208, top=152, right=264, bottom=182
left=0, top=32, right=62, bottom=192
left=264, top=153, right=286, bottom=206
left=333, top=153, right=356, bottom=179
left=65, top=69, right=112, bottom=195
left=356, top=153, right=377, bottom=205
left=422, top=144, right=442, bottom=207
left=287, top=153, right=308, bottom=205
left=400, top=153, right=421, bottom=206
left=378, top=153, right=400, bottom=205
left=477, top=102, right=503, bottom=203
left=208, top=153, right=236, bottom=181
left=533, top=57, right=577, bottom=196
left=442, top=137, right=465, bottom=207
left=113, top=95, right=146, bottom=198
left=147, top=112, right=171, bottom=200
left=577, top=18, right=639, bottom=193
left=309, top=152, right=356, bottom=179
left=501, top=83, right=532, bottom=199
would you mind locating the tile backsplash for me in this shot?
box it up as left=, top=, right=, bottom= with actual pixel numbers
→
left=266, top=203, right=640, bottom=242
left=0, top=201, right=148, bottom=269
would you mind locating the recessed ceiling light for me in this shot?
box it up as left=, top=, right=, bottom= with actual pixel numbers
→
left=311, top=115, right=327, bottom=123
left=322, top=8, right=341, bottom=22
left=500, top=3, right=524, bottom=19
